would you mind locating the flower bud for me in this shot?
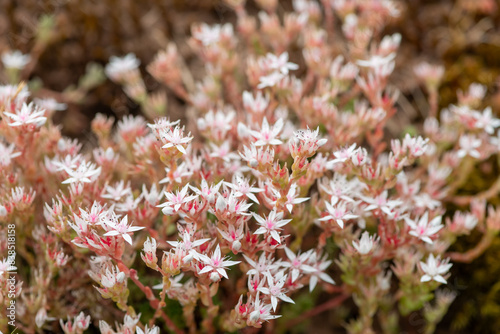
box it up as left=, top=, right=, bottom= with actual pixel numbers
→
left=232, top=240, right=242, bottom=252
left=0, top=205, right=7, bottom=216
left=210, top=271, right=221, bottom=282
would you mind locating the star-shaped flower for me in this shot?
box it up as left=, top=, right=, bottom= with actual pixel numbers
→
left=103, top=215, right=145, bottom=245
left=420, top=254, right=452, bottom=284
left=405, top=212, right=443, bottom=244
left=197, top=244, right=240, bottom=281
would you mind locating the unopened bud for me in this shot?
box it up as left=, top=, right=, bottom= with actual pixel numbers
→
left=0, top=205, right=7, bottom=216
left=210, top=271, right=221, bottom=282
left=116, top=272, right=126, bottom=283
left=232, top=240, right=242, bottom=252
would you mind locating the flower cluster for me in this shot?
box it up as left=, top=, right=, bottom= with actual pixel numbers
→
left=1, top=1, right=500, bottom=334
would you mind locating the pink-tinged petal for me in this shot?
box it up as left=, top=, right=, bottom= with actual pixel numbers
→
left=214, top=245, right=222, bottom=259
left=103, top=231, right=120, bottom=236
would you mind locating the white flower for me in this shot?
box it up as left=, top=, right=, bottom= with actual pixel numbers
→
left=326, top=143, right=357, bottom=167
left=167, top=231, right=209, bottom=263
left=101, top=181, right=133, bottom=202
left=363, top=190, right=402, bottom=217
left=258, top=271, right=295, bottom=311
left=191, top=23, right=233, bottom=46
left=289, top=127, right=328, bottom=158
left=224, top=175, right=263, bottom=204
left=457, top=134, right=481, bottom=159
left=356, top=53, right=395, bottom=69
left=258, top=71, right=286, bottom=89
left=405, top=212, right=443, bottom=244
left=306, top=252, right=335, bottom=292
left=0, top=258, right=17, bottom=275
left=35, top=309, right=56, bottom=329
left=243, top=91, right=269, bottom=114
left=248, top=292, right=281, bottom=324
left=2, top=50, right=31, bottom=69
left=281, top=247, right=316, bottom=282
left=61, top=161, right=102, bottom=184
left=158, top=184, right=198, bottom=214
left=0, top=142, right=21, bottom=166
left=253, top=209, right=291, bottom=243
left=137, top=325, right=160, bottom=334
left=33, top=98, right=67, bottom=112
left=160, top=126, right=193, bottom=154
left=318, top=197, right=358, bottom=228
left=3, top=102, right=46, bottom=128
left=243, top=253, right=279, bottom=276
left=250, top=118, right=284, bottom=146
left=282, top=184, right=309, bottom=214
left=103, top=215, right=145, bottom=245
left=99, top=265, right=127, bottom=288
left=475, top=107, right=500, bottom=134
left=59, top=311, right=91, bottom=333
left=262, top=52, right=299, bottom=75
left=197, top=244, right=240, bottom=281
left=420, top=254, right=452, bottom=284
left=352, top=231, right=379, bottom=254
left=105, top=53, right=140, bottom=81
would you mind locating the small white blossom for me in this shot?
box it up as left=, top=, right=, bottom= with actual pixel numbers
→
left=319, top=197, right=358, bottom=228
left=136, top=325, right=160, bottom=334
left=250, top=118, right=284, bottom=147
left=253, top=209, right=291, bottom=243
left=105, top=53, right=140, bottom=81
left=405, top=212, right=443, bottom=244
left=420, top=254, right=452, bottom=284
left=198, top=244, right=240, bottom=281
left=258, top=271, right=295, bottom=311
left=3, top=102, right=46, bottom=128
left=62, top=161, right=102, bottom=184
left=2, top=50, right=31, bottom=69
left=457, top=134, right=481, bottom=159
left=352, top=231, right=379, bottom=254
left=103, top=215, right=145, bottom=245
left=0, top=142, right=21, bottom=167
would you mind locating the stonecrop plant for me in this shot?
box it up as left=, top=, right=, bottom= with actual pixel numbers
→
left=1, top=0, right=500, bottom=333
